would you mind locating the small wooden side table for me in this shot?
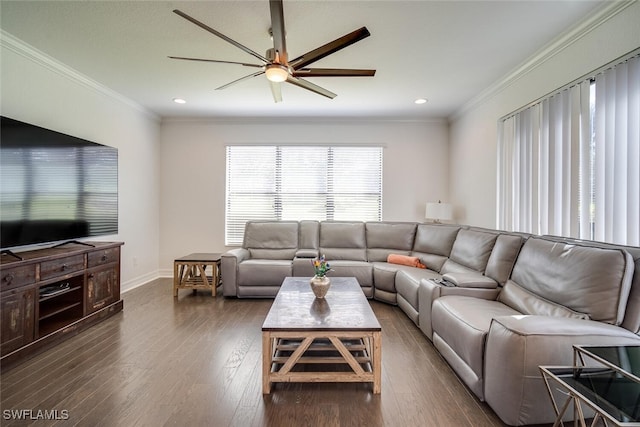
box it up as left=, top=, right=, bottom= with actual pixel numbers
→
left=173, top=253, right=221, bottom=297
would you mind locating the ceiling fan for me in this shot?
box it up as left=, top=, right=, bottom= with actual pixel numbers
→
left=169, top=0, right=376, bottom=103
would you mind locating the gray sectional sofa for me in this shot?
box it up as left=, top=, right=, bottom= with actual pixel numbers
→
left=221, top=220, right=640, bottom=426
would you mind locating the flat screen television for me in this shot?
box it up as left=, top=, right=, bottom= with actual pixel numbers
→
left=1, top=116, right=118, bottom=249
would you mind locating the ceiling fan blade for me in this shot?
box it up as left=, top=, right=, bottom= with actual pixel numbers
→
left=269, top=0, right=287, bottom=63
left=216, top=71, right=265, bottom=90
left=293, top=68, right=376, bottom=77
left=289, top=27, right=371, bottom=70
left=168, top=56, right=263, bottom=68
left=286, top=76, right=336, bottom=99
left=173, top=9, right=269, bottom=65
left=270, top=81, right=283, bottom=103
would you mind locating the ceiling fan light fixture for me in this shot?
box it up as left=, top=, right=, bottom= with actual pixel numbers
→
left=171, top=5, right=375, bottom=102
left=265, top=64, right=289, bottom=82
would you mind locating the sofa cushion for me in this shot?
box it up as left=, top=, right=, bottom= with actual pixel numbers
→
left=319, top=222, right=367, bottom=261
left=438, top=260, right=479, bottom=275
left=431, top=296, right=521, bottom=397
left=498, top=280, right=590, bottom=320
left=244, top=221, right=298, bottom=259
left=366, top=222, right=417, bottom=262
left=372, top=263, right=398, bottom=293
left=412, top=224, right=460, bottom=256
left=418, top=279, right=500, bottom=341
left=237, top=259, right=292, bottom=287
left=542, top=236, right=640, bottom=334
left=411, top=224, right=461, bottom=272
left=441, top=229, right=497, bottom=274
left=511, top=237, right=635, bottom=325
left=395, top=268, right=440, bottom=312
left=484, top=234, right=526, bottom=285
left=326, top=260, right=373, bottom=287
left=299, top=220, right=319, bottom=251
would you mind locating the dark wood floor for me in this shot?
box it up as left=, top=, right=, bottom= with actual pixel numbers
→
left=1, top=278, right=510, bottom=427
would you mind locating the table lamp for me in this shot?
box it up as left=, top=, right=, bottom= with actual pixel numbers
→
left=425, top=201, right=453, bottom=223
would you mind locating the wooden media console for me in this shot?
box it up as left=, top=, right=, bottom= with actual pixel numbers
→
left=1, top=241, right=124, bottom=369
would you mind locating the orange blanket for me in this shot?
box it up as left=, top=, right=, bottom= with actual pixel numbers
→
left=387, top=254, right=426, bottom=269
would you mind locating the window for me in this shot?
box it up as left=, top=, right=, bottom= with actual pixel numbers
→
left=225, top=145, right=383, bottom=245
left=498, top=52, right=639, bottom=246
left=0, top=145, right=118, bottom=235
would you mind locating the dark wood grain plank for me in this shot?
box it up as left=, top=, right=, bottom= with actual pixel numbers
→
left=0, top=278, right=512, bottom=427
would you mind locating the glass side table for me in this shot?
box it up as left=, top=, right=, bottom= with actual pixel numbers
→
left=540, top=345, right=640, bottom=427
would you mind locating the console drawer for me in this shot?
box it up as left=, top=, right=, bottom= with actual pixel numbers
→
left=40, top=255, right=84, bottom=280
left=1, top=265, right=36, bottom=291
left=88, top=248, right=119, bottom=268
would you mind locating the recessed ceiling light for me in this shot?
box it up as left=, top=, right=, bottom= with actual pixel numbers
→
left=173, top=98, right=186, bottom=104
left=414, top=98, right=428, bottom=105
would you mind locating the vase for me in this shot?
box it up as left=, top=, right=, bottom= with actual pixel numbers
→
left=310, top=275, right=331, bottom=298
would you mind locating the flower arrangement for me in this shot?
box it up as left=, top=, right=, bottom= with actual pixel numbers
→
left=311, top=255, right=332, bottom=277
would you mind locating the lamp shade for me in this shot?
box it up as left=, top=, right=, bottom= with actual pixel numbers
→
left=425, top=201, right=453, bottom=222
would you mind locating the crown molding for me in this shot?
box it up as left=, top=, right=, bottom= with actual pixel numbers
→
left=161, top=116, right=447, bottom=125
left=450, top=0, right=636, bottom=122
left=1, top=29, right=160, bottom=123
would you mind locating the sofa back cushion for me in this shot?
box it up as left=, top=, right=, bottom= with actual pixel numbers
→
left=509, top=237, right=635, bottom=325
left=411, top=224, right=461, bottom=272
left=541, top=235, right=640, bottom=333
left=605, top=246, right=640, bottom=332
left=484, top=234, right=526, bottom=285
left=244, top=221, right=298, bottom=260
left=366, top=222, right=417, bottom=262
left=441, top=229, right=498, bottom=274
left=299, top=220, right=320, bottom=251
left=498, top=280, right=590, bottom=319
left=319, top=222, right=367, bottom=261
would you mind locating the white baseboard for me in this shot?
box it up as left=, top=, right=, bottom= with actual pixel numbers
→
left=158, top=268, right=174, bottom=278
left=121, top=270, right=162, bottom=293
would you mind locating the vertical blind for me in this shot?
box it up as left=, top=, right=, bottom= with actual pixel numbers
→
left=225, top=145, right=383, bottom=245
left=497, top=53, right=639, bottom=246
left=593, top=55, right=640, bottom=245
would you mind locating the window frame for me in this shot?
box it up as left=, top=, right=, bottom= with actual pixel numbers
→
left=225, top=144, right=383, bottom=246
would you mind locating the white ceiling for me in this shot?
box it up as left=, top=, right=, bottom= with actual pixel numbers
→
left=0, top=1, right=605, bottom=120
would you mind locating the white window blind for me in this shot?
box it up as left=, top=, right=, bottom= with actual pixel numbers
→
left=0, top=145, right=118, bottom=235
left=225, top=145, right=383, bottom=245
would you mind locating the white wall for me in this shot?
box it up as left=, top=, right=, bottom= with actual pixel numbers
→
left=1, top=34, right=162, bottom=291
left=159, top=119, right=448, bottom=273
left=15, top=0, right=630, bottom=282
left=449, top=2, right=640, bottom=228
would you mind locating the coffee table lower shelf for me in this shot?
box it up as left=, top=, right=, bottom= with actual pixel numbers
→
left=262, top=330, right=382, bottom=394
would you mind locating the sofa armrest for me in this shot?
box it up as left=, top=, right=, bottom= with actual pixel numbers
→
left=221, top=248, right=250, bottom=297
left=442, top=272, right=498, bottom=289
left=485, top=315, right=640, bottom=425
left=295, top=249, right=319, bottom=258
left=418, top=278, right=500, bottom=340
